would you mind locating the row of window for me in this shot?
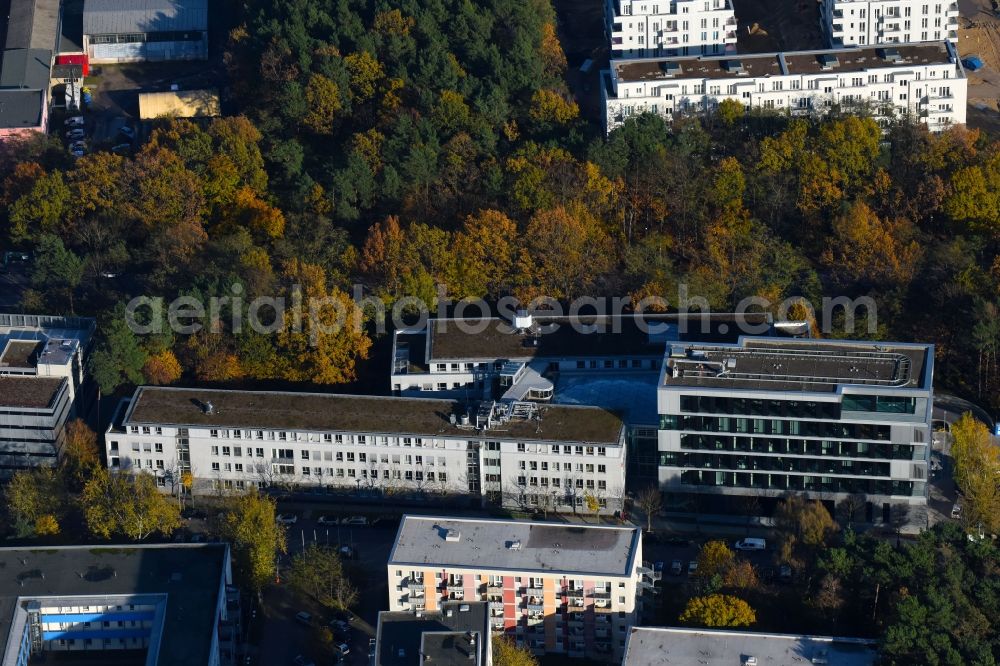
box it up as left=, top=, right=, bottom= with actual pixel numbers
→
left=679, top=470, right=918, bottom=495
left=517, top=461, right=608, bottom=473
left=88, top=31, right=203, bottom=45
left=675, top=434, right=921, bottom=460
left=511, top=477, right=610, bottom=490
left=661, top=414, right=893, bottom=440
left=661, top=451, right=894, bottom=477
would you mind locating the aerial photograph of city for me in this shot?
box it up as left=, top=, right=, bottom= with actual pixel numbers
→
left=1, top=0, right=1000, bottom=664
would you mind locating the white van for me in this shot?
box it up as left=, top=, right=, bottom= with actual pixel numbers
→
left=734, top=538, right=766, bottom=551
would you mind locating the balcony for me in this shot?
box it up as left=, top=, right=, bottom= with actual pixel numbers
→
left=491, top=617, right=506, bottom=630
left=588, top=588, right=611, bottom=599
left=526, top=587, right=544, bottom=597
left=593, top=602, right=614, bottom=613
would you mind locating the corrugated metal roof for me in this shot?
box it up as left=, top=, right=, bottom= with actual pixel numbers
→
left=0, top=49, right=52, bottom=89
left=139, top=89, right=220, bottom=119
left=82, top=0, right=208, bottom=35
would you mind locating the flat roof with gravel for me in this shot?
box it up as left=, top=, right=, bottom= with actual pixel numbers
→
left=389, top=516, right=641, bottom=577
left=125, top=387, right=625, bottom=445
left=0, top=376, right=64, bottom=409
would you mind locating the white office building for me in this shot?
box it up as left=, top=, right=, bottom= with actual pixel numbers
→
left=657, top=337, right=934, bottom=522
left=602, top=41, right=966, bottom=133
left=605, top=0, right=737, bottom=58
left=104, top=387, right=627, bottom=512
left=820, top=0, right=959, bottom=48
left=387, top=516, right=652, bottom=663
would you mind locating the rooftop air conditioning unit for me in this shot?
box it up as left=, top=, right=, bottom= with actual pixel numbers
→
left=445, top=529, right=461, bottom=542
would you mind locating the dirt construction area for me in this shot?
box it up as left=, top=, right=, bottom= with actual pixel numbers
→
left=959, top=0, right=1000, bottom=134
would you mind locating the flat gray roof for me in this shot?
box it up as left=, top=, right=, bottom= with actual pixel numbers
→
left=83, top=0, right=207, bottom=35
left=613, top=41, right=957, bottom=82
left=622, top=627, right=878, bottom=666
left=125, top=387, right=625, bottom=445
left=389, top=516, right=641, bottom=576
left=0, top=544, right=228, bottom=666
left=6, top=0, right=59, bottom=50
left=376, top=602, right=488, bottom=666
left=664, top=338, right=931, bottom=393
left=424, top=313, right=776, bottom=362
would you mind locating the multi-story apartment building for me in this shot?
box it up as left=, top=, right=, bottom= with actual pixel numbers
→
left=601, top=41, right=967, bottom=133
left=387, top=516, right=651, bottom=664
left=0, top=544, right=236, bottom=666
left=0, top=314, right=95, bottom=475
left=104, top=387, right=627, bottom=511
left=374, top=601, right=491, bottom=666
left=605, top=0, right=737, bottom=58
left=657, top=337, right=934, bottom=521
left=820, top=0, right=959, bottom=48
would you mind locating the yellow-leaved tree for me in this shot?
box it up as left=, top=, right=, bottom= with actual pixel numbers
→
left=951, top=412, right=1000, bottom=535
left=679, top=594, right=756, bottom=628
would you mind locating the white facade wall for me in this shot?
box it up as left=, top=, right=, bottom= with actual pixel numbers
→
left=105, top=421, right=627, bottom=509
left=821, top=0, right=959, bottom=47
left=603, top=45, right=966, bottom=133
left=606, top=0, right=737, bottom=57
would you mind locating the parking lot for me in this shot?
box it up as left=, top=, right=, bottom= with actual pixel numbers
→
left=248, top=507, right=398, bottom=666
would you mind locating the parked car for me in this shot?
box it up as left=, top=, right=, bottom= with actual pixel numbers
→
left=687, top=561, right=698, bottom=575
left=670, top=560, right=683, bottom=576
left=118, top=126, right=136, bottom=140
left=342, top=516, right=368, bottom=526
left=334, top=643, right=350, bottom=656
left=276, top=513, right=298, bottom=525
left=66, top=128, right=85, bottom=140
left=653, top=561, right=664, bottom=572
left=734, top=538, right=766, bottom=551
left=952, top=503, right=963, bottom=520
left=962, top=55, right=985, bottom=71
left=330, top=620, right=350, bottom=633
left=317, top=515, right=339, bottom=526
left=111, top=143, right=131, bottom=154
left=69, top=145, right=85, bottom=158
left=292, top=656, right=315, bottom=666
left=294, top=611, right=312, bottom=627
left=64, top=116, right=84, bottom=127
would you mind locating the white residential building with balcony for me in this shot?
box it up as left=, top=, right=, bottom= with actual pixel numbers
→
left=103, top=387, right=627, bottom=512
left=601, top=42, right=966, bottom=133
left=821, top=0, right=959, bottom=47
left=387, top=516, right=651, bottom=663
left=606, top=0, right=737, bottom=58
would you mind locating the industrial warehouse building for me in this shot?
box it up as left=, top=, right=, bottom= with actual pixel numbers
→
left=82, top=0, right=208, bottom=64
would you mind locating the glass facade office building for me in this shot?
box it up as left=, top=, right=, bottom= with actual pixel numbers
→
left=656, top=338, right=933, bottom=509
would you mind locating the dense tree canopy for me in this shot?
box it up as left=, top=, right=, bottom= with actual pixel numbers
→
left=0, top=0, right=997, bottom=414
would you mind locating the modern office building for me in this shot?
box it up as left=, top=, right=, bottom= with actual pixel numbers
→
left=657, top=337, right=934, bottom=520
left=605, top=0, right=737, bottom=58
left=387, top=516, right=651, bottom=664
left=82, top=0, right=208, bottom=64
left=374, top=601, right=491, bottom=666
left=622, top=627, right=878, bottom=666
left=390, top=312, right=793, bottom=399
left=820, top=0, right=959, bottom=48
left=105, top=386, right=628, bottom=512
left=0, top=314, right=95, bottom=475
left=602, top=41, right=966, bottom=133
left=0, top=544, right=237, bottom=666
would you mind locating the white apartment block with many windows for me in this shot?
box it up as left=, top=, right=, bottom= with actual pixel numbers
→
left=820, top=0, right=959, bottom=47
left=104, top=387, right=626, bottom=511
left=602, top=42, right=966, bottom=133
left=388, top=516, right=652, bottom=664
left=605, top=0, right=737, bottom=58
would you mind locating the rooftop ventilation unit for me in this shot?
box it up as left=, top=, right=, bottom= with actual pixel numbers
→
left=445, top=529, right=461, bottom=542
left=507, top=540, right=522, bottom=551
left=818, top=53, right=839, bottom=69
left=660, top=61, right=682, bottom=76
left=723, top=60, right=744, bottom=74
left=459, top=604, right=470, bottom=612
left=203, top=400, right=214, bottom=415
left=879, top=47, right=902, bottom=62
left=513, top=309, right=533, bottom=331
